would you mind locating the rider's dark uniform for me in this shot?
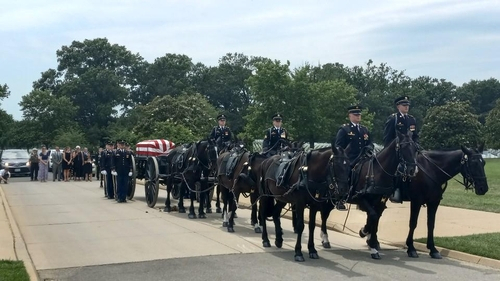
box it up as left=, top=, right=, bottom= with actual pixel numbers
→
left=210, top=114, right=233, bottom=152
left=334, top=105, right=374, bottom=210
left=262, top=113, right=288, bottom=156
left=382, top=96, right=419, bottom=203
left=335, top=106, right=374, bottom=167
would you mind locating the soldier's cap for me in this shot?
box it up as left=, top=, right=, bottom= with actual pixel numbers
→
left=272, top=113, right=283, bottom=121
left=347, top=105, right=362, bottom=115
left=395, top=96, right=410, bottom=106
left=217, top=114, right=226, bottom=121
left=117, top=140, right=126, bottom=144
left=106, top=141, right=114, bottom=145
left=125, top=142, right=130, bottom=146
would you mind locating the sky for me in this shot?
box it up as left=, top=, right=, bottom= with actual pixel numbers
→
left=1, top=0, right=499, bottom=120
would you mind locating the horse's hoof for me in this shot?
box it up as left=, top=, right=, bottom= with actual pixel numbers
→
left=198, top=213, right=206, bottom=219
left=263, top=241, right=271, bottom=248
left=222, top=222, right=228, bottom=227
left=359, top=228, right=367, bottom=238
left=309, top=252, right=319, bottom=259
left=275, top=240, right=283, bottom=249
left=178, top=207, right=186, bottom=213
left=295, top=255, right=305, bottom=262
left=322, top=242, right=331, bottom=249
left=407, top=250, right=419, bottom=258
left=430, top=252, right=442, bottom=259
left=366, top=241, right=381, bottom=251
left=188, top=213, right=197, bottom=219
left=227, top=227, right=234, bottom=233
left=293, top=228, right=298, bottom=234
left=163, top=206, right=171, bottom=213
left=254, top=227, right=262, bottom=234
left=234, top=212, right=238, bottom=218
left=216, top=208, right=222, bottom=213
left=371, top=253, right=381, bottom=260
left=206, top=208, right=212, bottom=214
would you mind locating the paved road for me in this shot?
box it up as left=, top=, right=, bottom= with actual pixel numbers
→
left=2, top=177, right=499, bottom=281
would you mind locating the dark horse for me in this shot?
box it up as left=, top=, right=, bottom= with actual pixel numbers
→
left=259, top=143, right=350, bottom=261
left=348, top=131, right=418, bottom=259
left=400, top=144, right=488, bottom=259
left=163, top=139, right=218, bottom=219
left=216, top=140, right=305, bottom=233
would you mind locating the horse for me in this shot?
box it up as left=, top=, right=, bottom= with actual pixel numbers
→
left=259, top=143, right=350, bottom=262
left=349, top=131, right=418, bottom=259
left=399, top=144, right=488, bottom=258
left=163, top=139, right=218, bottom=219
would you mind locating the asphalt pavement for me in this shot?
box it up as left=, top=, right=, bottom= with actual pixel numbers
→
left=1, top=175, right=499, bottom=281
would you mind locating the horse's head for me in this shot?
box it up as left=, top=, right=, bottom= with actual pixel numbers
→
left=330, top=144, right=350, bottom=194
left=197, top=139, right=218, bottom=169
left=395, top=131, right=418, bottom=178
left=460, top=143, right=488, bottom=195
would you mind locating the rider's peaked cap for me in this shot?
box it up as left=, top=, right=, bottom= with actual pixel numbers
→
left=347, top=105, right=362, bottom=115
left=217, top=114, right=226, bottom=121
left=394, top=96, right=410, bottom=105
left=272, top=113, right=283, bottom=120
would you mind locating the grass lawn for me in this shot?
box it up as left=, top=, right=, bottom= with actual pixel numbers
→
left=0, top=260, right=30, bottom=281
left=415, top=232, right=500, bottom=260
left=440, top=158, right=500, bottom=213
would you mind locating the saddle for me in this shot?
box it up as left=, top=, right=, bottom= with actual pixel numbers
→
left=225, top=149, right=244, bottom=178
left=273, top=153, right=302, bottom=187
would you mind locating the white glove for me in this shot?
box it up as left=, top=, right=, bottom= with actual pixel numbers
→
left=101, top=170, right=107, bottom=175
left=112, top=171, right=117, bottom=176
left=128, top=172, right=132, bottom=177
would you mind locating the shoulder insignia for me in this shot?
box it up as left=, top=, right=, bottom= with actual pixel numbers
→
left=392, top=113, right=396, bottom=116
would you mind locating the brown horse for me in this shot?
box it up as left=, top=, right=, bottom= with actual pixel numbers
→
left=259, top=143, right=350, bottom=261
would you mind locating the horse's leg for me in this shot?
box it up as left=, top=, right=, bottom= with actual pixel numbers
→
left=406, top=199, right=422, bottom=258
left=320, top=203, right=334, bottom=248
left=188, top=177, right=197, bottom=219
left=216, top=184, right=222, bottom=213
left=426, top=201, right=442, bottom=259
left=307, top=205, right=319, bottom=260
left=206, top=184, right=213, bottom=214
left=222, top=187, right=230, bottom=227
left=164, top=177, right=172, bottom=212
left=369, top=200, right=387, bottom=252
left=358, top=198, right=381, bottom=259
left=272, top=200, right=287, bottom=249
left=290, top=202, right=305, bottom=262
left=260, top=196, right=271, bottom=248
left=250, top=190, right=261, bottom=233
left=178, top=180, right=186, bottom=213
left=198, top=176, right=208, bottom=219
left=227, top=190, right=237, bottom=233
left=292, top=204, right=298, bottom=233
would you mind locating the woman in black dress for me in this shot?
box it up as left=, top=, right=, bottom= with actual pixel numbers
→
left=62, top=146, right=72, bottom=182
left=83, top=148, right=92, bottom=181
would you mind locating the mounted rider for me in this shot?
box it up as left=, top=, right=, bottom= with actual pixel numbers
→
left=335, top=105, right=374, bottom=210
left=383, top=96, right=420, bottom=203
left=210, top=114, right=233, bottom=154
left=262, top=113, right=289, bottom=157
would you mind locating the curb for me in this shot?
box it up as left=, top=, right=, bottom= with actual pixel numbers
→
left=136, top=181, right=500, bottom=269
left=0, top=186, right=40, bottom=281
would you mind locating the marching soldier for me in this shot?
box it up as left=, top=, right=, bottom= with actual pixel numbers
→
left=210, top=114, right=233, bottom=153
left=262, top=113, right=289, bottom=157
left=383, top=96, right=420, bottom=203
left=334, top=105, right=374, bottom=210
left=113, top=140, right=133, bottom=203
left=101, top=141, right=115, bottom=199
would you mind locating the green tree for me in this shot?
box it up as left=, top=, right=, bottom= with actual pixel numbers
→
left=0, top=84, right=10, bottom=101
left=420, top=101, right=483, bottom=150
left=52, top=127, right=89, bottom=149
left=456, top=78, right=500, bottom=123
left=19, top=89, right=78, bottom=146
left=132, top=93, right=218, bottom=141
left=484, top=99, right=500, bottom=149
